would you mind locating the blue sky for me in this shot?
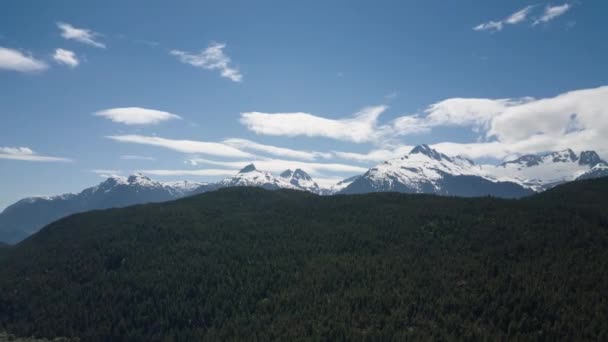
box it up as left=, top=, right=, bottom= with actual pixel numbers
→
left=1, top=0, right=608, bottom=209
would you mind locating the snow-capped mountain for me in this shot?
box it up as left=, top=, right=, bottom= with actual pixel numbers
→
left=482, top=149, right=606, bottom=191
left=576, top=162, right=608, bottom=181
left=0, top=174, right=197, bottom=244
left=339, top=145, right=533, bottom=198
left=2, top=147, right=607, bottom=244
left=280, top=169, right=320, bottom=193
left=163, top=180, right=208, bottom=196
left=322, top=175, right=361, bottom=195
left=216, top=164, right=299, bottom=190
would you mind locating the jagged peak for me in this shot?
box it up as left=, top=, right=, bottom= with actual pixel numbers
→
left=239, top=164, right=257, bottom=173
left=579, top=150, right=604, bottom=166
left=101, top=175, right=128, bottom=186
left=280, top=169, right=293, bottom=178
left=547, top=148, right=578, bottom=163
left=292, top=169, right=312, bottom=179
left=409, top=144, right=449, bottom=161
left=500, top=154, right=542, bottom=167
left=127, top=173, right=152, bottom=183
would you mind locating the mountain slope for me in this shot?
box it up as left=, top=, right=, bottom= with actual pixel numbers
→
left=0, top=174, right=190, bottom=244
left=279, top=168, right=320, bottom=193
left=1, top=178, right=607, bottom=340
left=340, top=144, right=533, bottom=198
left=484, top=149, right=606, bottom=191
left=576, top=162, right=608, bottom=181
left=215, top=164, right=299, bottom=190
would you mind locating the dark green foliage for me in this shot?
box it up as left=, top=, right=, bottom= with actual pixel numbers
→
left=1, top=178, right=608, bottom=341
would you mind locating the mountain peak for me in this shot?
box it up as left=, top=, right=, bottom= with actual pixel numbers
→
left=579, top=150, right=603, bottom=166
left=127, top=173, right=152, bottom=184
left=409, top=144, right=448, bottom=161
left=292, top=169, right=312, bottom=180
left=239, top=164, right=257, bottom=173
left=548, top=149, right=578, bottom=163
left=280, top=169, right=293, bottom=178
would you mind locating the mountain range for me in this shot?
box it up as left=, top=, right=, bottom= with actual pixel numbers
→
left=0, top=145, right=606, bottom=244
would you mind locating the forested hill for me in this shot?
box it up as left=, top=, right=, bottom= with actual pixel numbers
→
left=1, top=178, right=608, bottom=341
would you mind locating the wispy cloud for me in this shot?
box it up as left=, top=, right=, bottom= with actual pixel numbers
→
left=505, top=6, right=533, bottom=24
left=120, top=155, right=156, bottom=161
left=57, top=22, right=105, bottom=48
left=474, top=5, right=533, bottom=32
left=332, top=145, right=414, bottom=163
left=222, top=138, right=332, bottom=161
left=0, top=46, right=48, bottom=72
left=52, top=48, right=79, bottom=68
left=188, top=157, right=368, bottom=175
left=106, top=135, right=253, bottom=158
left=240, top=106, right=388, bottom=143
left=474, top=21, right=504, bottom=32
left=0, top=147, right=71, bottom=162
left=139, top=169, right=239, bottom=177
left=94, top=107, right=182, bottom=125
left=388, top=86, right=608, bottom=160
left=534, top=4, right=571, bottom=25
left=170, top=42, right=242, bottom=82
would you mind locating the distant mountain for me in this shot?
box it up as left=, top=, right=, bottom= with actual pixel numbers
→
left=0, top=174, right=199, bottom=244
left=0, top=167, right=329, bottom=244
left=484, top=149, right=606, bottom=191
left=576, top=162, right=608, bottom=180
left=2, top=147, right=606, bottom=244
left=215, top=164, right=298, bottom=191
left=340, top=144, right=533, bottom=198
left=322, top=175, right=361, bottom=195
left=280, top=168, right=320, bottom=193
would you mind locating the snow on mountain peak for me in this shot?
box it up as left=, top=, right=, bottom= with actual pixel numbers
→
left=409, top=144, right=450, bottom=161
left=280, top=168, right=319, bottom=192
left=127, top=173, right=155, bottom=186
left=548, top=149, right=578, bottom=163
left=486, top=148, right=604, bottom=191
left=355, top=145, right=483, bottom=193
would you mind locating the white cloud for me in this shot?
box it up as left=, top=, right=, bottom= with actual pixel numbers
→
left=389, top=86, right=608, bottom=160
left=474, top=6, right=533, bottom=32
left=505, top=6, right=533, bottom=24
left=0, top=147, right=71, bottom=162
left=188, top=157, right=368, bottom=175
left=236, top=85, right=608, bottom=164
left=120, top=155, right=156, bottom=161
left=94, top=107, right=182, bottom=125
left=222, top=138, right=332, bottom=161
left=57, top=22, right=105, bottom=48
left=474, top=21, right=504, bottom=32
left=53, top=48, right=79, bottom=68
left=487, top=86, right=608, bottom=143
left=170, top=42, right=242, bottom=82
left=321, top=85, right=608, bottom=163
left=240, top=106, right=388, bottom=143
left=534, top=4, right=571, bottom=25
left=106, top=135, right=253, bottom=158
left=138, top=169, right=239, bottom=177
left=91, top=169, right=120, bottom=174
left=332, top=145, right=414, bottom=163
left=0, top=46, right=48, bottom=72
left=423, top=97, right=532, bottom=129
